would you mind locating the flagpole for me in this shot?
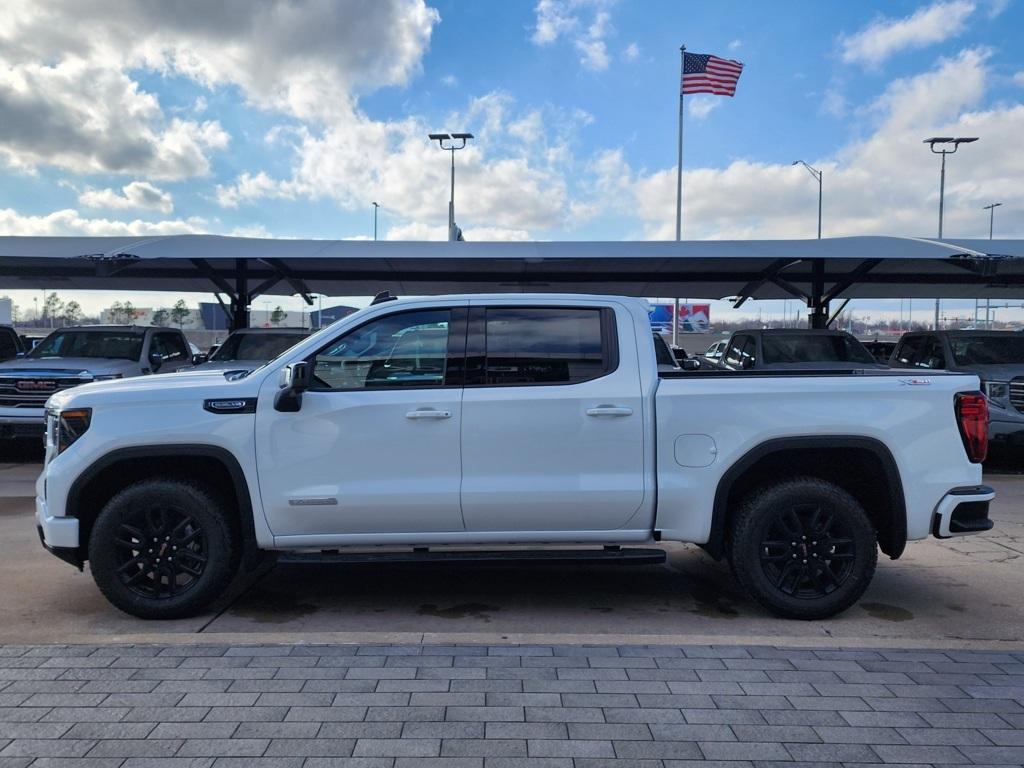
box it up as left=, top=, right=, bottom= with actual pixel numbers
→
left=673, top=44, right=685, bottom=347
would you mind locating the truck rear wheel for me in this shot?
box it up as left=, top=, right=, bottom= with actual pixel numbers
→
left=88, top=479, right=239, bottom=620
left=728, top=477, right=877, bottom=620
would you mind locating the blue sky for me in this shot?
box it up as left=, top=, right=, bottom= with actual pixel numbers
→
left=0, top=0, right=1022, bottom=324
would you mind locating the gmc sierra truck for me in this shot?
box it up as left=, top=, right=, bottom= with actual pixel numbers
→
left=0, top=325, right=191, bottom=438
left=36, top=295, right=994, bottom=621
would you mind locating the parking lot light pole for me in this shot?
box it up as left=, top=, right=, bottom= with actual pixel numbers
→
left=924, top=137, right=978, bottom=329
left=983, top=202, right=1001, bottom=327
left=429, top=133, right=474, bottom=241
left=792, top=160, right=822, bottom=239
left=372, top=202, right=380, bottom=241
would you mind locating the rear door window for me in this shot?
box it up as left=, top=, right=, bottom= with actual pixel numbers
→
left=476, top=307, right=613, bottom=386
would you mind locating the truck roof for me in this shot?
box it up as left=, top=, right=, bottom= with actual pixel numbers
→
left=734, top=328, right=855, bottom=336
left=53, top=325, right=161, bottom=332
left=372, top=294, right=653, bottom=310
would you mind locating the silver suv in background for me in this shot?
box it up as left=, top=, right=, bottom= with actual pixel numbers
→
left=183, top=327, right=311, bottom=373
left=0, top=326, right=190, bottom=438
left=890, top=330, right=1024, bottom=445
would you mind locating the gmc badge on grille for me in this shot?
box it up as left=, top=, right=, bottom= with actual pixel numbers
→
left=16, top=380, right=57, bottom=391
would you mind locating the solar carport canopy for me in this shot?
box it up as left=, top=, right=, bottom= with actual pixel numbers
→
left=1, top=234, right=1023, bottom=301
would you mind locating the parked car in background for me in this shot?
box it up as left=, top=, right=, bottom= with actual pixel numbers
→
left=862, top=339, right=897, bottom=365
left=0, top=326, right=190, bottom=438
left=702, top=339, right=727, bottom=364
left=890, top=330, right=1024, bottom=445
left=38, top=294, right=992, bottom=622
left=182, top=327, right=310, bottom=372
left=718, top=329, right=884, bottom=371
left=0, top=326, right=25, bottom=362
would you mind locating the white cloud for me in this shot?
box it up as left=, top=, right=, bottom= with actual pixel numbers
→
left=0, top=207, right=206, bottom=236
left=215, top=171, right=298, bottom=209
left=688, top=96, right=722, bottom=120
left=531, top=0, right=616, bottom=71
left=385, top=221, right=532, bottom=241
left=728, top=39, right=742, bottom=51
left=441, top=74, right=458, bottom=87
left=0, top=60, right=229, bottom=179
left=1014, top=71, right=1024, bottom=87
left=622, top=42, right=640, bottom=61
left=822, top=87, right=849, bottom=118
left=79, top=181, right=174, bottom=214
left=840, top=1, right=976, bottom=66
left=0, top=0, right=440, bottom=180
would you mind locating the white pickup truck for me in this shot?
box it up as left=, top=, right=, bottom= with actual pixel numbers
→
left=36, top=295, right=994, bottom=621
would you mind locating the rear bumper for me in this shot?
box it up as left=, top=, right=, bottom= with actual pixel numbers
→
left=932, top=485, right=995, bottom=539
left=35, top=495, right=82, bottom=568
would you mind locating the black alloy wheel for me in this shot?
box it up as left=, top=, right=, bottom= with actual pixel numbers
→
left=113, top=506, right=207, bottom=600
left=89, top=479, right=239, bottom=619
left=728, top=477, right=877, bottom=620
left=758, top=502, right=855, bottom=599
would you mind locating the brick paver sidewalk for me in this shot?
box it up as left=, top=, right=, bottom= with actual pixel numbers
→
left=0, top=643, right=1022, bottom=767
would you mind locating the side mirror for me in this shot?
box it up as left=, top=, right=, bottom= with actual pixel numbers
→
left=682, top=358, right=701, bottom=371
left=274, top=361, right=312, bottom=412
left=148, top=351, right=163, bottom=371
left=191, top=353, right=208, bottom=365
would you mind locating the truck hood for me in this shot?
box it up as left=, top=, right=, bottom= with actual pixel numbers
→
left=176, top=360, right=266, bottom=373
left=949, top=363, right=1024, bottom=381
left=47, top=367, right=264, bottom=411
left=0, top=357, right=136, bottom=376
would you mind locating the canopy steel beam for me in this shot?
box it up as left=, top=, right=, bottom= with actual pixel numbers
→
left=825, top=297, right=852, bottom=328
left=821, top=258, right=884, bottom=305
left=732, top=258, right=803, bottom=308
left=259, top=258, right=314, bottom=305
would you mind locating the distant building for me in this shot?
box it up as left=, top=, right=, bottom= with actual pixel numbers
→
left=0, top=297, right=11, bottom=326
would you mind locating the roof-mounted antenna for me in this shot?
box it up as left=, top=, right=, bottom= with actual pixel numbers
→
left=371, top=290, right=398, bottom=305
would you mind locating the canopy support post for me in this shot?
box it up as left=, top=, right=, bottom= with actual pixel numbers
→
left=808, top=258, right=828, bottom=329
left=231, top=258, right=250, bottom=330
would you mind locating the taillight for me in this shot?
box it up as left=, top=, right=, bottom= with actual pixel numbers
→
left=955, top=392, right=988, bottom=464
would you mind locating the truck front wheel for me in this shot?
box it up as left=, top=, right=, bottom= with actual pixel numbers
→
left=88, top=479, right=239, bottom=620
left=728, top=478, right=877, bottom=620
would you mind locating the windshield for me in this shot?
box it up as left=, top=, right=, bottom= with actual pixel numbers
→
left=950, top=335, right=1024, bottom=365
left=210, top=332, right=308, bottom=362
left=28, top=330, right=143, bottom=361
left=761, top=334, right=876, bottom=365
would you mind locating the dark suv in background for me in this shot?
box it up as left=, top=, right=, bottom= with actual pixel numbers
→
left=889, top=330, right=1024, bottom=445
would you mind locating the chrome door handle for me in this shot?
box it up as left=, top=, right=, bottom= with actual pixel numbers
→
left=405, top=408, right=452, bottom=419
left=586, top=405, right=633, bottom=417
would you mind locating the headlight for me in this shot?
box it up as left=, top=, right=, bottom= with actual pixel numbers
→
left=56, top=408, right=91, bottom=454
left=92, top=374, right=123, bottom=381
left=982, top=380, right=1008, bottom=400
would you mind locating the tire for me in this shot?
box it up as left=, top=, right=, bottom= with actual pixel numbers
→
left=88, top=479, right=239, bottom=620
left=728, top=477, right=877, bottom=620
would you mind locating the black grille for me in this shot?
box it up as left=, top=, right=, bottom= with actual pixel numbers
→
left=0, top=376, right=90, bottom=408
left=1010, top=378, right=1024, bottom=414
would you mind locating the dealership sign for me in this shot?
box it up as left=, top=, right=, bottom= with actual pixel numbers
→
left=649, top=303, right=710, bottom=333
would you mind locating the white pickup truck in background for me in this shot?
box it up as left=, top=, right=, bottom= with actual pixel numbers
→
left=36, top=295, right=994, bottom=621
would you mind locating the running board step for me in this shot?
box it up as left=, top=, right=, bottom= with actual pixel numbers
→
left=278, top=547, right=667, bottom=566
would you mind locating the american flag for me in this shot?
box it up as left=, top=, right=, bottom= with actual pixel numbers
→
left=681, top=52, right=744, bottom=96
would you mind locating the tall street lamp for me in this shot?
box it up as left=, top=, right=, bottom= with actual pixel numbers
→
left=792, top=160, right=822, bottom=239
left=372, top=201, right=380, bottom=241
left=983, top=202, right=1002, bottom=240
left=983, top=202, right=1001, bottom=328
left=924, top=136, right=978, bottom=329
left=429, top=132, right=474, bottom=241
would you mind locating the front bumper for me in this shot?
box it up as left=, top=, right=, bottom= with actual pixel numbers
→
left=932, top=485, right=995, bottom=539
left=988, top=417, right=1024, bottom=444
left=0, top=408, right=46, bottom=437
left=35, top=495, right=82, bottom=569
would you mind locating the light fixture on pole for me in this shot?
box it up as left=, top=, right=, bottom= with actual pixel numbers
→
left=792, top=160, right=823, bottom=239
left=924, top=136, right=978, bottom=329
left=372, top=201, right=380, bottom=241
left=983, top=202, right=1001, bottom=240
left=429, top=132, right=473, bottom=241
left=983, top=202, right=1001, bottom=328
